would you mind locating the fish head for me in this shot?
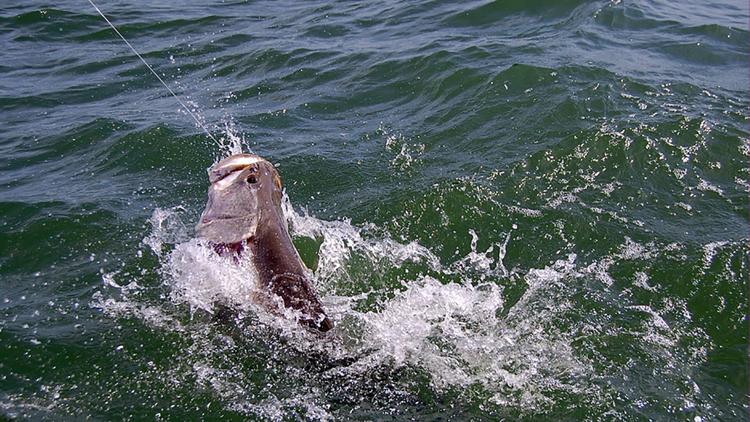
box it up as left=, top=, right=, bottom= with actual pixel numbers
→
left=196, top=153, right=283, bottom=244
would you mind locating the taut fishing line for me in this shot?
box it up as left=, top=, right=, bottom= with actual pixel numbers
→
left=87, top=0, right=222, bottom=147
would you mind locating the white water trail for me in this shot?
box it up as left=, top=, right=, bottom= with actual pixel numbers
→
left=90, top=193, right=713, bottom=418
left=113, top=200, right=593, bottom=409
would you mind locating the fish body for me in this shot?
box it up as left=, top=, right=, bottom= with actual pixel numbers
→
left=196, top=154, right=333, bottom=332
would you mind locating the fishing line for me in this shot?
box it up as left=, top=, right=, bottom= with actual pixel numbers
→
left=86, top=0, right=221, bottom=147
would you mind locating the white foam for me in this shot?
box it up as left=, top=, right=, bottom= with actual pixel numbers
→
left=218, top=119, right=247, bottom=156
left=616, top=237, right=656, bottom=261
left=696, top=178, right=725, bottom=197
left=139, top=204, right=595, bottom=409
left=88, top=191, right=719, bottom=418
left=95, top=203, right=597, bottom=413
left=380, top=125, right=424, bottom=172
left=165, top=238, right=260, bottom=315
left=701, top=241, right=729, bottom=270
left=282, top=195, right=441, bottom=286
left=143, top=206, right=191, bottom=257
left=448, top=229, right=511, bottom=279
left=91, top=291, right=184, bottom=331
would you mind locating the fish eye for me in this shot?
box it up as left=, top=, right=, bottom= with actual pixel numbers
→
left=246, top=167, right=258, bottom=184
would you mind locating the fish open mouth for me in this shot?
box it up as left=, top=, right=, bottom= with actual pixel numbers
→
left=195, top=153, right=332, bottom=332
left=208, top=154, right=264, bottom=183
left=194, top=154, right=271, bottom=244
left=200, top=214, right=244, bottom=223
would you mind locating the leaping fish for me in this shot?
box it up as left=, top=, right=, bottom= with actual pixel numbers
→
left=196, top=154, right=333, bottom=332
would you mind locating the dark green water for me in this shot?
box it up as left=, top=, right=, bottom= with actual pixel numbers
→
left=1, top=0, right=748, bottom=420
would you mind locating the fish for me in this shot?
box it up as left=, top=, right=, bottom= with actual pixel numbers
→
left=195, top=153, right=333, bottom=332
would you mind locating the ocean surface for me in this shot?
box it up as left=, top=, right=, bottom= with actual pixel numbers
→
left=1, top=0, right=748, bottom=420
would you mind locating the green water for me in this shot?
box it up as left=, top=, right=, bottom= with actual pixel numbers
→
left=0, top=0, right=747, bottom=420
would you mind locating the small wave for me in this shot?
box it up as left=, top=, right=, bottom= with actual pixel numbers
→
left=443, top=0, right=590, bottom=28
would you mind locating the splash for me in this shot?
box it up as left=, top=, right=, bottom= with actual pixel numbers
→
left=281, top=195, right=441, bottom=286
left=108, top=200, right=594, bottom=413
left=164, top=239, right=260, bottom=315
left=90, top=191, right=713, bottom=418
left=379, top=124, right=425, bottom=172
left=449, top=229, right=511, bottom=278
left=217, top=120, right=247, bottom=156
